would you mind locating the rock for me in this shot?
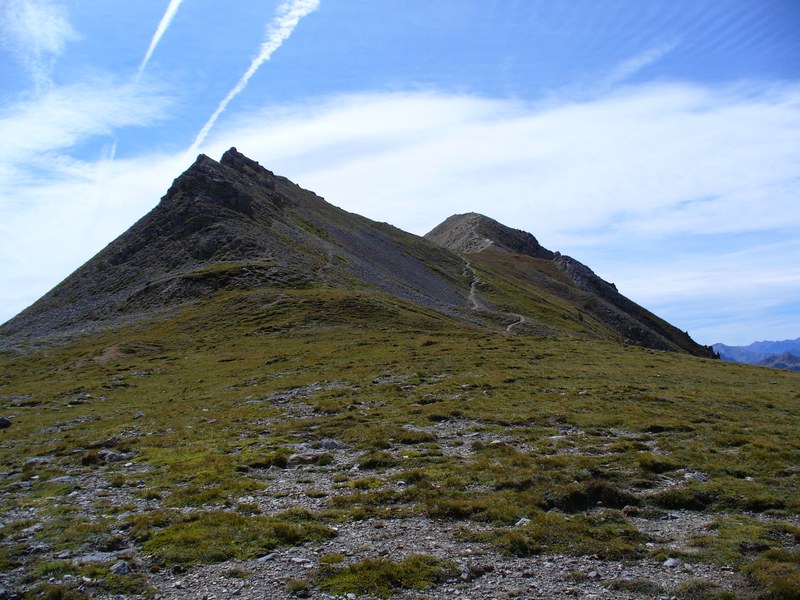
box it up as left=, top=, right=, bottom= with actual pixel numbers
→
left=0, top=417, right=12, bottom=429
left=23, top=456, right=53, bottom=467
left=663, top=557, right=681, bottom=568
left=99, top=449, right=125, bottom=462
left=256, top=553, right=276, bottom=563
left=514, top=517, right=530, bottom=527
left=49, top=475, right=77, bottom=485
left=133, top=411, right=145, bottom=419
left=287, top=453, right=320, bottom=466
left=587, top=570, right=600, bottom=579
left=110, top=560, right=133, bottom=575
left=74, top=551, right=117, bottom=564
left=27, top=542, right=51, bottom=554
left=318, top=438, right=347, bottom=450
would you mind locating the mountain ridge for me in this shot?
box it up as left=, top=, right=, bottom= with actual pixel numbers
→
left=1, top=148, right=713, bottom=358
left=424, top=213, right=713, bottom=357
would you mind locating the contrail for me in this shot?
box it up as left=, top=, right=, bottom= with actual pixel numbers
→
left=137, top=0, right=186, bottom=80
left=188, top=0, right=320, bottom=156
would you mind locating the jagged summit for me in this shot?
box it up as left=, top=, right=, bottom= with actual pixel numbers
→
left=1, top=148, right=714, bottom=358
left=425, top=213, right=555, bottom=259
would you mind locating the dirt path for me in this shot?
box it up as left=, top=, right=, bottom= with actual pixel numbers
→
left=505, top=313, right=526, bottom=333
left=463, top=261, right=486, bottom=311
left=464, top=260, right=526, bottom=334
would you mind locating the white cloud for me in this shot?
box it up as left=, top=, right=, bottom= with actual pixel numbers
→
left=2, top=81, right=799, bottom=345
left=629, top=254, right=800, bottom=346
left=1, top=0, right=79, bottom=89
left=0, top=152, right=186, bottom=320
left=0, top=79, right=171, bottom=174
left=0, top=74, right=174, bottom=325
left=201, top=83, right=800, bottom=242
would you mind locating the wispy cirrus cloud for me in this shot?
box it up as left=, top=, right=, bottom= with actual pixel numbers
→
left=0, top=79, right=171, bottom=174
left=1, top=0, right=79, bottom=90
left=602, top=39, right=681, bottom=88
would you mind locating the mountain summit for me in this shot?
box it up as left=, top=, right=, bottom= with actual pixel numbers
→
left=1, top=149, right=713, bottom=358
left=426, top=213, right=555, bottom=259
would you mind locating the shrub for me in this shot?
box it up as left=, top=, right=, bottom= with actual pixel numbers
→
left=608, top=578, right=664, bottom=595
left=674, top=578, right=734, bottom=600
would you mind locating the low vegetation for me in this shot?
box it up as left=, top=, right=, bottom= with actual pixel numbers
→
left=1, top=286, right=798, bottom=597
left=316, top=554, right=459, bottom=598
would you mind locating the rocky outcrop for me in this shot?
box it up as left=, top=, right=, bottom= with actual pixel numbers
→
left=426, top=213, right=555, bottom=259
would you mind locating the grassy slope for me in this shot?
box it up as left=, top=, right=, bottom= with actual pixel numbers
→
left=1, top=286, right=798, bottom=597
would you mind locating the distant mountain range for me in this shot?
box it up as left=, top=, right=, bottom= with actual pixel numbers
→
left=713, top=338, right=800, bottom=371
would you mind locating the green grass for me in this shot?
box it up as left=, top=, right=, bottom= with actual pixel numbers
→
left=1, top=285, right=798, bottom=597
left=129, top=509, right=336, bottom=566
left=316, top=554, right=459, bottom=598
left=466, top=509, right=645, bottom=559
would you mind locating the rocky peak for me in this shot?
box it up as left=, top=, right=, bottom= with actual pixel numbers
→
left=160, top=149, right=279, bottom=219
left=220, top=147, right=276, bottom=189
left=425, top=212, right=555, bottom=260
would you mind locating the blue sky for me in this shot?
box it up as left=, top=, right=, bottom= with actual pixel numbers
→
left=1, top=0, right=799, bottom=346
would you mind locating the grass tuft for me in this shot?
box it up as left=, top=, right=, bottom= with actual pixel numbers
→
left=316, top=554, right=458, bottom=598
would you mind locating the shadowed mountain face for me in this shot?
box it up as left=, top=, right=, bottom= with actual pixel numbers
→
left=1, top=149, right=714, bottom=358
